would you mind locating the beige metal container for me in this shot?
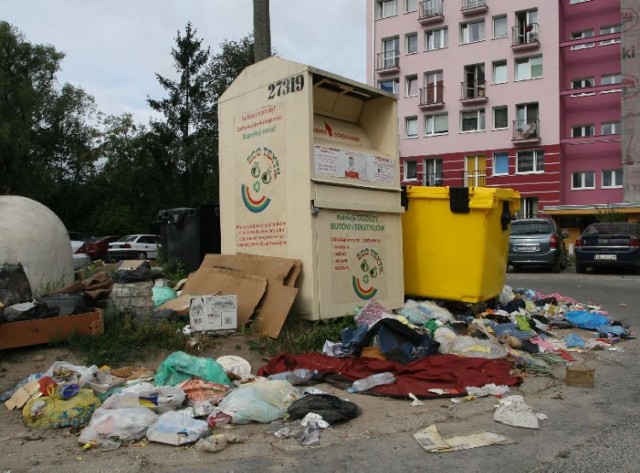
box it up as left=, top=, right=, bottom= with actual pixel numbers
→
left=218, top=57, right=404, bottom=320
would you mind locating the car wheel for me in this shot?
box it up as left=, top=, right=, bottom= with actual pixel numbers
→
left=137, top=252, right=147, bottom=260
left=575, top=263, right=586, bottom=274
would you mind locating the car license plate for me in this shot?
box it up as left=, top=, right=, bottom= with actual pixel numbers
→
left=595, top=254, right=617, bottom=261
left=515, top=245, right=538, bottom=252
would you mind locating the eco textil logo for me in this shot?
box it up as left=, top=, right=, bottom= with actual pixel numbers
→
left=352, top=248, right=384, bottom=300
left=241, top=147, right=280, bottom=213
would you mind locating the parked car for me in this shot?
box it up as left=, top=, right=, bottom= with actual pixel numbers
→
left=508, top=218, right=569, bottom=273
left=574, top=222, right=640, bottom=273
left=69, top=233, right=91, bottom=270
left=77, top=235, right=121, bottom=261
left=107, top=234, right=161, bottom=262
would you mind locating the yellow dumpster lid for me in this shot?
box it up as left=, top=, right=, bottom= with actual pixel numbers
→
left=404, top=186, right=520, bottom=210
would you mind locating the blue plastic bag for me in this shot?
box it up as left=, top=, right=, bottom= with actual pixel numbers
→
left=565, top=332, right=585, bottom=348
left=565, top=311, right=609, bottom=330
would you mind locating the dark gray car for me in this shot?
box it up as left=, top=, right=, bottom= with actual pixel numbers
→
left=508, top=218, right=569, bottom=273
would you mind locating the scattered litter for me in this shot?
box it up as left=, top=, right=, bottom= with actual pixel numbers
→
left=194, top=434, right=228, bottom=453
left=146, top=411, right=209, bottom=446
left=413, top=424, right=514, bottom=452
left=465, top=384, right=510, bottom=398
left=409, top=393, right=424, bottom=406
left=493, top=395, right=545, bottom=429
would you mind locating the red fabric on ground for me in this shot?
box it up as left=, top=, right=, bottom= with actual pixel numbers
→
left=257, top=353, right=522, bottom=399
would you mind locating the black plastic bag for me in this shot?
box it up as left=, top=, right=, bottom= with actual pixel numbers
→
left=287, top=394, right=361, bottom=425
left=112, top=261, right=152, bottom=283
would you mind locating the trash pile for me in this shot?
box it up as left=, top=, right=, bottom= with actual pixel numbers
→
left=0, top=283, right=634, bottom=453
left=1, top=350, right=362, bottom=451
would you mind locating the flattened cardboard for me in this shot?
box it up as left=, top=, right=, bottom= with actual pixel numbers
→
left=254, top=283, right=299, bottom=339
left=190, top=295, right=237, bottom=332
left=160, top=267, right=267, bottom=327
left=4, top=379, right=41, bottom=410
left=202, top=253, right=299, bottom=285
left=199, top=254, right=301, bottom=337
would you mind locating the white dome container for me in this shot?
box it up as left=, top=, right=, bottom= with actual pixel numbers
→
left=0, top=196, right=74, bottom=293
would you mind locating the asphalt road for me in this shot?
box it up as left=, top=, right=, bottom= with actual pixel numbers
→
left=168, top=270, right=640, bottom=473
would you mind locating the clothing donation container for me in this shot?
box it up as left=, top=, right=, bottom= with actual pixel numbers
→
left=218, top=57, right=404, bottom=320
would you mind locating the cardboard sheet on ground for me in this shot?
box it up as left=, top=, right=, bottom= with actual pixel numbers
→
left=199, top=254, right=301, bottom=338
left=158, top=267, right=267, bottom=327
left=413, top=424, right=513, bottom=452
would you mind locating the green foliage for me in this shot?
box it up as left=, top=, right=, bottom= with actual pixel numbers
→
left=61, top=305, right=188, bottom=366
left=247, top=313, right=355, bottom=356
left=594, top=205, right=627, bottom=223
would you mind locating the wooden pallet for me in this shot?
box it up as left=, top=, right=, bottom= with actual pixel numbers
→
left=0, top=309, right=103, bottom=350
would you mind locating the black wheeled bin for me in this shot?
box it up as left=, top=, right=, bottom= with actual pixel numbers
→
left=157, top=204, right=221, bottom=273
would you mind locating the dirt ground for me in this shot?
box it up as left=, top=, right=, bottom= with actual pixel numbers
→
left=0, top=326, right=637, bottom=473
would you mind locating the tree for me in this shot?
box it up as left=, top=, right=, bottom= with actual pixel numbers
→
left=0, top=21, right=99, bottom=228
left=253, top=0, right=271, bottom=62
left=147, top=22, right=217, bottom=206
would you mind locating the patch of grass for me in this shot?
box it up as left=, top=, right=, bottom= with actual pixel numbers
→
left=557, top=450, right=571, bottom=459
left=247, top=312, right=356, bottom=357
left=57, top=305, right=188, bottom=366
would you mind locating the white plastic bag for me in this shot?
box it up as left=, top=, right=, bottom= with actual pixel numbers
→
left=78, top=406, right=157, bottom=444
left=45, top=361, right=99, bottom=388
left=493, top=395, right=546, bottom=429
left=218, top=380, right=300, bottom=424
left=146, top=411, right=210, bottom=445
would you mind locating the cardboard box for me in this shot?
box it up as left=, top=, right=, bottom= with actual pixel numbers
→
left=0, top=309, right=104, bottom=350
left=189, top=295, right=237, bottom=332
left=565, top=365, right=595, bottom=387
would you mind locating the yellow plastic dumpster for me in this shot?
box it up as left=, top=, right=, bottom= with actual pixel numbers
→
left=402, top=186, right=520, bottom=303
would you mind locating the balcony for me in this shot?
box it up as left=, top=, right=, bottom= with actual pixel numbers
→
left=512, top=119, right=541, bottom=144
left=461, top=0, right=488, bottom=16
left=512, top=23, right=540, bottom=51
left=418, top=0, right=444, bottom=25
left=419, top=85, right=445, bottom=109
left=460, top=80, right=487, bottom=104
left=375, top=51, right=400, bottom=74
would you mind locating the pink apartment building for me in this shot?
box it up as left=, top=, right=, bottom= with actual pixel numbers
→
left=366, top=0, right=638, bottom=234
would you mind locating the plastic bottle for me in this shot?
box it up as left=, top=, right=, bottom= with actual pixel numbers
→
left=347, top=372, right=396, bottom=393
left=267, top=369, right=318, bottom=384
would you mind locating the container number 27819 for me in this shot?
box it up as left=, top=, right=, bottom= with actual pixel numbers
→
left=268, top=74, right=305, bottom=100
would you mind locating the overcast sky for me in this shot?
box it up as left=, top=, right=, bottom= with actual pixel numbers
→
left=3, top=0, right=366, bottom=124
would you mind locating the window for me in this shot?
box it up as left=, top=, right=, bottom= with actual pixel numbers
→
left=571, top=124, right=595, bottom=137
left=424, top=70, right=444, bottom=104
left=493, top=152, right=509, bottom=175
left=602, top=73, right=622, bottom=85
left=426, top=27, right=448, bottom=50
left=600, top=25, right=621, bottom=45
left=516, top=149, right=544, bottom=173
left=405, top=116, right=418, bottom=137
left=377, top=0, right=397, bottom=19
left=424, top=158, right=443, bottom=186
left=493, top=106, right=508, bottom=129
left=379, top=78, right=399, bottom=95
left=463, top=64, right=485, bottom=99
left=405, top=0, right=417, bottom=12
left=571, top=77, right=595, bottom=89
left=406, top=75, right=418, bottom=96
left=493, top=15, right=508, bottom=38
left=406, top=32, right=418, bottom=54
left=602, top=169, right=623, bottom=188
left=461, top=109, right=485, bottom=132
left=570, top=0, right=590, bottom=3
left=425, top=113, right=448, bottom=136
left=515, top=55, right=542, bottom=80
left=405, top=160, right=418, bottom=179
left=515, top=9, right=538, bottom=44
left=572, top=171, right=595, bottom=189
left=493, top=60, right=507, bottom=84
left=461, top=20, right=485, bottom=44
left=382, top=37, right=400, bottom=68
left=602, top=121, right=621, bottom=135
left=571, top=30, right=595, bottom=49
left=517, top=197, right=539, bottom=219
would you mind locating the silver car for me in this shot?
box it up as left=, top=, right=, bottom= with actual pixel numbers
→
left=508, top=218, right=569, bottom=273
